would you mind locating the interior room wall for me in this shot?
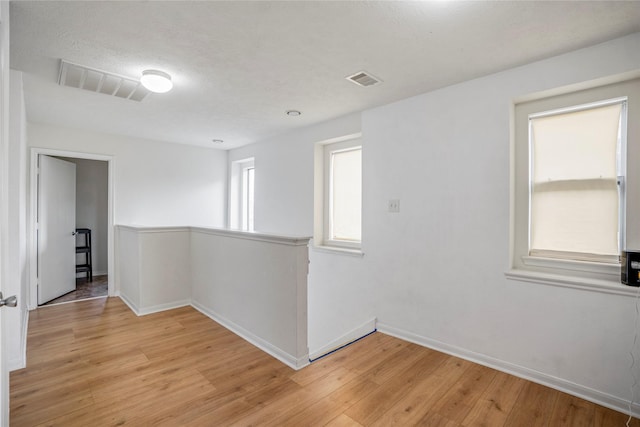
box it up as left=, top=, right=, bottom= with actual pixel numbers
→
left=364, top=32, right=640, bottom=409
left=58, top=157, right=108, bottom=276
left=27, top=123, right=228, bottom=228
left=228, top=32, right=640, bottom=412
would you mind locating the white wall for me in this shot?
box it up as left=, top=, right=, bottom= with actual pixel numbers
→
left=7, top=70, right=28, bottom=371
left=365, top=33, right=640, bottom=411
left=59, top=157, right=109, bottom=276
left=28, top=123, right=228, bottom=227
left=229, top=32, right=640, bottom=413
left=117, top=226, right=191, bottom=314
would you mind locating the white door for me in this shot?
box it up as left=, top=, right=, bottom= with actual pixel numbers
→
left=1, top=3, right=10, bottom=423
left=1, top=197, right=6, bottom=427
left=38, top=155, right=76, bottom=305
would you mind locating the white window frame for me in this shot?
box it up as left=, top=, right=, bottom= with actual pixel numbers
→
left=241, top=164, right=255, bottom=231
left=508, top=77, right=640, bottom=293
left=313, top=135, right=363, bottom=254
left=229, top=157, right=255, bottom=231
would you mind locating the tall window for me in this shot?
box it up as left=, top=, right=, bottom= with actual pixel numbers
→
left=242, top=164, right=254, bottom=231
left=229, top=158, right=255, bottom=231
left=528, top=99, right=626, bottom=263
left=512, top=78, right=639, bottom=283
left=319, top=138, right=362, bottom=249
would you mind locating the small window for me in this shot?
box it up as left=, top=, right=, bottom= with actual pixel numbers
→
left=229, top=158, right=255, bottom=231
left=315, top=138, right=362, bottom=250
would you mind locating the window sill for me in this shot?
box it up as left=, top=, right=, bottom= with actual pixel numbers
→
left=522, top=255, right=619, bottom=276
left=505, top=268, right=640, bottom=297
left=312, top=245, right=364, bottom=257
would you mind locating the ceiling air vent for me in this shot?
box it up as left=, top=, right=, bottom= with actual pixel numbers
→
left=346, top=71, right=382, bottom=87
left=58, top=60, right=150, bottom=102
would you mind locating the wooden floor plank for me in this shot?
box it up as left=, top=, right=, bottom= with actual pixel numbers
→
left=548, top=392, right=596, bottom=427
left=325, top=413, right=365, bottom=427
left=503, top=381, right=559, bottom=427
left=344, top=350, right=450, bottom=425
left=368, top=357, right=474, bottom=427
left=461, top=370, right=526, bottom=427
left=9, top=297, right=640, bottom=427
left=266, top=377, right=378, bottom=427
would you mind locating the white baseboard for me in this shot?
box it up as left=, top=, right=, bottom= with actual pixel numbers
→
left=117, top=293, right=190, bottom=316
left=309, top=318, right=377, bottom=361
left=377, top=322, right=640, bottom=418
left=117, top=292, right=140, bottom=315
left=137, top=300, right=191, bottom=316
left=191, top=301, right=309, bottom=371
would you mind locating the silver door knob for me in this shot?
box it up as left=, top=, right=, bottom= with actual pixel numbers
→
left=0, top=292, right=17, bottom=308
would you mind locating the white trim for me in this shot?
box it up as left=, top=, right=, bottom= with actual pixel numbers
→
left=511, top=78, right=639, bottom=280
left=505, top=268, right=638, bottom=297
left=28, top=148, right=116, bottom=310
left=309, top=317, right=376, bottom=360
left=312, top=244, right=364, bottom=257
left=117, top=292, right=140, bottom=315
left=116, top=225, right=190, bottom=234
left=116, top=224, right=311, bottom=247
left=377, top=322, right=640, bottom=418
left=322, top=138, right=362, bottom=249
left=522, top=255, right=620, bottom=277
left=191, top=226, right=310, bottom=246
left=116, top=293, right=191, bottom=317
left=191, top=300, right=309, bottom=370
left=228, top=157, right=254, bottom=231
left=136, top=300, right=191, bottom=316
left=528, top=96, right=628, bottom=120
left=36, top=295, right=108, bottom=308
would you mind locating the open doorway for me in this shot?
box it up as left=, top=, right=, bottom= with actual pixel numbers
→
left=28, top=149, right=114, bottom=310
left=40, top=156, right=109, bottom=306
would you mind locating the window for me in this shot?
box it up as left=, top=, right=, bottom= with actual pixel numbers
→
left=242, top=164, right=254, bottom=231
left=314, top=137, right=362, bottom=250
left=511, top=78, right=639, bottom=284
left=529, top=99, right=626, bottom=263
left=229, top=158, right=255, bottom=231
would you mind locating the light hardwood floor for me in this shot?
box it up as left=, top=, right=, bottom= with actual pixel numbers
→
left=10, top=297, right=638, bottom=426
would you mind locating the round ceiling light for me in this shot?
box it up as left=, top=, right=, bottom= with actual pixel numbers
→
left=212, top=139, right=224, bottom=144
left=286, top=110, right=301, bottom=116
left=140, top=69, right=173, bottom=93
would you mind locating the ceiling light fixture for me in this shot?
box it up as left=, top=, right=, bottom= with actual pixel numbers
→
left=140, top=69, right=173, bottom=93
left=212, top=139, right=224, bottom=144
left=286, top=110, right=301, bottom=116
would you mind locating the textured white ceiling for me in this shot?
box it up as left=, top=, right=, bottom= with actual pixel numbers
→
left=10, top=1, right=640, bottom=150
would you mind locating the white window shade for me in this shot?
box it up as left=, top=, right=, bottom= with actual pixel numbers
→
left=529, top=102, right=623, bottom=261
left=330, top=148, right=362, bottom=242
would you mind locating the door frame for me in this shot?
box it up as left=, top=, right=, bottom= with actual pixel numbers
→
left=28, top=148, right=115, bottom=309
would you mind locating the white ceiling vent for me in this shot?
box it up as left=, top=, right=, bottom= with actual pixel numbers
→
left=58, top=60, right=150, bottom=101
left=346, top=71, right=382, bottom=87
